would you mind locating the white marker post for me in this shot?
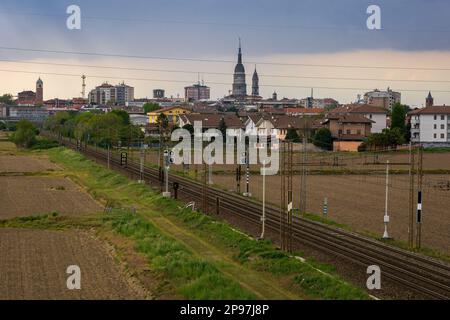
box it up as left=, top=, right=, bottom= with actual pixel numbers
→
left=383, top=160, right=390, bottom=239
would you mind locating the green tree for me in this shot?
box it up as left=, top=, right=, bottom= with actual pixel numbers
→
left=313, top=128, right=333, bottom=150
left=89, top=113, right=123, bottom=147
left=285, top=128, right=300, bottom=142
left=0, top=94, right=16, bottom=105
left=391, top=102, right=406, bottom=135
left=111, top=109, right=130, bottom=125
left=11, top=120, right=37, bottom=148
left=143, top=102, right=160, bottom=113
left=366, top=128, right=405, bottom=151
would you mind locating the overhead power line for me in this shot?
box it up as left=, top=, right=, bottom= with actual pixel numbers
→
left=1, top=11, right=450, bottom=33
left=1, top=68, right=449, bottom=93
left=1, top=46, right=450, bottom=71
left=0, top=58, right=450, bottom=84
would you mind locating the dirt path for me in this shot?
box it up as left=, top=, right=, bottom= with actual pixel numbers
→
left=148, top=215, right=303, bottom=300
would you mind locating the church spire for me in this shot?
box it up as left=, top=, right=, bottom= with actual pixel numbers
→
left=238, top=38, right=242, bottom=64
left=252, top=65, right=259, bottom=96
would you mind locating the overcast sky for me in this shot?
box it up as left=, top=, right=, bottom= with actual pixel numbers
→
left=1, top=0, right=450, bottom=106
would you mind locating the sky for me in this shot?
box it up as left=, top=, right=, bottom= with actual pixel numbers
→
left=1, top=0, right=450, bottom=106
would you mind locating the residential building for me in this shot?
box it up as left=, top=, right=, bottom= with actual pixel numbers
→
left=285, top=108, right=325, bottom=117
left=327, top=104, right=387, bottom=133
left=322, top=114, right=374, bottom=151
left=153, top=89, right=165, bottom=99
left=148, top=106, right=192, bottom=125
left=17, top=91, right=36, bottom=106
left=410, top=105, right=450, bottom=146
left=115, top=82, right=134, bottom=105
left=0, top=105, right=49, bottom=121
left=89, top=82, right=134, bottom=105
left=178, top=113, right=244, bottom=137
left=364, top=87, right=401, bottom=110
left=185, top=83, right=211, bottom=102
left=89, top=82, right=115, bottom=105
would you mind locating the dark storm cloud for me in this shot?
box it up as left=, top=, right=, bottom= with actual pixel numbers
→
left=0, top=0, right=449, bottom=58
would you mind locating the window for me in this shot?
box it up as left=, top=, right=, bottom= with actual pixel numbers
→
left=357, top=129, right=361, bottom=135
left=369, top=114, right=373, bottom=119
left=434, top=124, right=437, bottom=129
left=434, top=115, right=437, bottom=120
left=346, top=129, right=351, bottom=135
left=434, top=134, right=437, bottom=139
left=441, top=134, right=445, bottom=139
left=441, top=124, right=445, bottom=130
left=441, top=115, right=445, bottom=120
left=338, top=129, right=343, bottom=135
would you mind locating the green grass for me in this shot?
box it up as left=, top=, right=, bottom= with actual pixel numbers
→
left=161, top=201, right=369, bottom=299
left=36, top=146, right=371, bottom=299
left=104, top=211, right=255, bottom=299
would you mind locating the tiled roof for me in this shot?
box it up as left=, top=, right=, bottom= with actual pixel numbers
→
left=285, top=108, right=325, bottom=114
left=181, top=113, right=243, bottom=129
left=323, top=114, right=375, bottom=124
left=328, top=104, right=387, bottom=115
left=410, top=105, right=450, bottom=115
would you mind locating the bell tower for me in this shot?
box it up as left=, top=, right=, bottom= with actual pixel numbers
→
left=36, top=77, right=43, bottom=105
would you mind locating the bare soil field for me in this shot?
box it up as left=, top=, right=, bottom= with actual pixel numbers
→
left=212, top=173, right=450, bottom=253
left=0, top=176, right=103, bottom=219
left=0, top=155, right=61, bottom=173
left=0, top=228, right=141, bottom=299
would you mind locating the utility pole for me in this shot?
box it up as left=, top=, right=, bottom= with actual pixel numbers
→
left=107, top=144, right=110, bottom=169
left=260, top=160, right=267, bottom=239
left=416, top=144, right=424, bottom=249
left=139, top=143, right=145, bottom=184
left=383, top=160, right=391, bottom=239
left=299, top=136, right=308, bottom=215
left=280, top=141, right=293, bottom=252
left=408, top=142, right=415, bottom=248
left=81, top=75, right=86, bottom=99
left=202, top=161, right=208, bottom=213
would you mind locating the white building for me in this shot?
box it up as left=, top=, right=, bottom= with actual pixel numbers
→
left=89, top=82, right=134, bottom=105
left=327, top=104, right=387, bottom=133
left=410, top=106, right=450, bottom=146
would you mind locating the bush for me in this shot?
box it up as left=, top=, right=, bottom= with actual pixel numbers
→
left=10, top=120, right=37, bottom=148
left=29, top=138, right=60, bottom=150
left=313, top=128, right=333, bottom=150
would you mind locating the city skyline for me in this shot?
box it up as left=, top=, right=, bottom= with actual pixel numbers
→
left=1, top=0, right=450, bottom=105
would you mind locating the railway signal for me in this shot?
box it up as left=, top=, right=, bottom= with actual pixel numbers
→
left=162, top=149, right=173, bottom=198
left=120, top=152, right=127, bottom=167
left=323, top=198, right=328, bottom=217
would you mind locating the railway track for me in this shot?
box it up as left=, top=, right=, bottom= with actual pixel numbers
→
left=54, top=135, right=450, bottom=299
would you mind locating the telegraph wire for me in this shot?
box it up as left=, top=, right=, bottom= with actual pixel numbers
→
left=1, top=58, right=450, bottom=84
left=1, top=68, right=450, bottom=93
left=1, top=46, right=450, bottom=71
